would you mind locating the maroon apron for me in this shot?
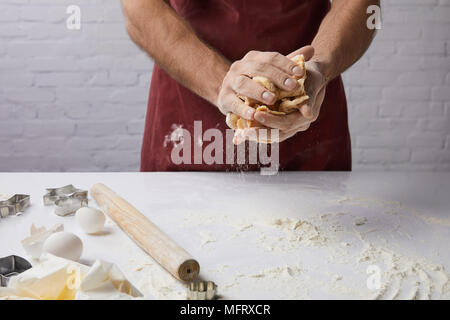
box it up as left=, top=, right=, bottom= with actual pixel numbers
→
left=140, top=0, right=351, bottom=171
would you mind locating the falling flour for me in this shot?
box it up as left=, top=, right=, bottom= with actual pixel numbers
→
left=163, top=124, right=185, bottom=148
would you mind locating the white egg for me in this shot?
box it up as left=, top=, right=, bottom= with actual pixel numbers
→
left=43, top=232, right=83, bottom=261
left=75, top=207, right=106, bottom=234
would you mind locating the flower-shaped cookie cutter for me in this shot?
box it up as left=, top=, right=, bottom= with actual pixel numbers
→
left=43, top=185, right=88, bottom=216
left=187, top=281, right=217, bottom=300
left=0, top=194, right=30, bottom=219
left=0, top=255, right=32, bottom=287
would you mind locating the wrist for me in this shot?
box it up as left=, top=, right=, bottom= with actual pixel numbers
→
left=310, top=55, right=333, bottom=84
left=211, top=62, right=230, bottom=106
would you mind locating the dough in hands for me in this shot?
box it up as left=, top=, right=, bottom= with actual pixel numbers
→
left=226, top=54, right=309, bottom=132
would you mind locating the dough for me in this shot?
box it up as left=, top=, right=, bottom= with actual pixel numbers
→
left=226, top=54, right=309, bottom=130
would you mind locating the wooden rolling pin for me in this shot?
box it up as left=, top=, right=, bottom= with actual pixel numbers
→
left=91, top=183, right=199, bottom=282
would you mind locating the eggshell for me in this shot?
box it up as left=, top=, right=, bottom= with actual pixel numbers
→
left=43, top=232, right=83, bottom=261
left=21, top=223, right=64, bottom=260
left=75, top=207, right=105, bottom=234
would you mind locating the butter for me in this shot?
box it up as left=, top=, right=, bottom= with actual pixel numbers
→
left=0, top=254, right=142, bottom=300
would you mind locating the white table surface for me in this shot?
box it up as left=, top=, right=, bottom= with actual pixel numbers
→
left=1, top=172, right=449, bottom=300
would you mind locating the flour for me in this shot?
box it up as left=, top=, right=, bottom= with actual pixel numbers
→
left=163, top=124, right=185, bottom=148
left=411, top=211, right=450, bottom=227
left=332, top=274, right=343, bottom=282
left=221, top=265, right=308, bottom=299
left=256, top=217, right=327, bottom=250
left=207, top=264, right=230, bottom=274
left=357, top=241, right=449, bottom=300
left=250, top=265, right=302, bottom=279
left=237, top=223, right=253, bottom=232
left=337, top=195, right=450, bottom=228
left=118, top=240, right=186, bottom=300
left=354, top=217, right=368, bottom=226
left=199, top=231, right=217, bottom=247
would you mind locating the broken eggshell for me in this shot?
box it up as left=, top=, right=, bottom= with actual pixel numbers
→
left=21, top=224, right=64, bottom=260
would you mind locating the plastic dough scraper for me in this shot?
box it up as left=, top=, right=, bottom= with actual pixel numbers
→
left=91, top=183, right=216, bottom=300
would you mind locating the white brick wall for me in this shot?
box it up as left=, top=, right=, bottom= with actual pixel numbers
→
left=344, top=0, right=450, bottom=171
left=0, top=0, right=449, bottom=171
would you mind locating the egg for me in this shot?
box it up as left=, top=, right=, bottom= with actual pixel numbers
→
left=43, top=232, right=83, bottom=261
left=75, top=207, right=106, bottom=234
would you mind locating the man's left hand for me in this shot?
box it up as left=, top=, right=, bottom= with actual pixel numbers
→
left=233, top=59, right=328, bottom=144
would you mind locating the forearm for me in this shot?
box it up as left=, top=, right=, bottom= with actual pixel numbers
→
left=122, top=0, right=229, bottom=105
left=311, top=0, right=379, bottom=82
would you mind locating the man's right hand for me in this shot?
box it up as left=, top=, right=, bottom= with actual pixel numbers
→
left=217, top=50, right=308, bottom=121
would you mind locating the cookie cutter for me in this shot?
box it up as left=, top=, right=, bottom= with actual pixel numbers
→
left=43, top=184, right=87, bottom=205
left=0, top=194, right=30, bottom=219
left=54, top=197, right=88, bottom=216
left=187, top=281, right=217, bottom=300
left=43, top=185, right=88, bottom=216
left=0, top=255, right=32, bottom=287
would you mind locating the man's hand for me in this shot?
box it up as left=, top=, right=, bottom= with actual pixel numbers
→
left=217, top=50, right=311, bottom=121
left=233, top=57, right=328, bottom=144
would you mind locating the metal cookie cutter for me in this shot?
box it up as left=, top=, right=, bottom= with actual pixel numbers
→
left=43, top=185, right=88, bottom=216
left=43, top=184, right=87, bottom=205
left=187, top=281, right=217, bottom=300
left=54, top=197, right=88, bottom=216
left=0, top=194, right=30, bottom=219
left=0, top=255, right=32, bottom=287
